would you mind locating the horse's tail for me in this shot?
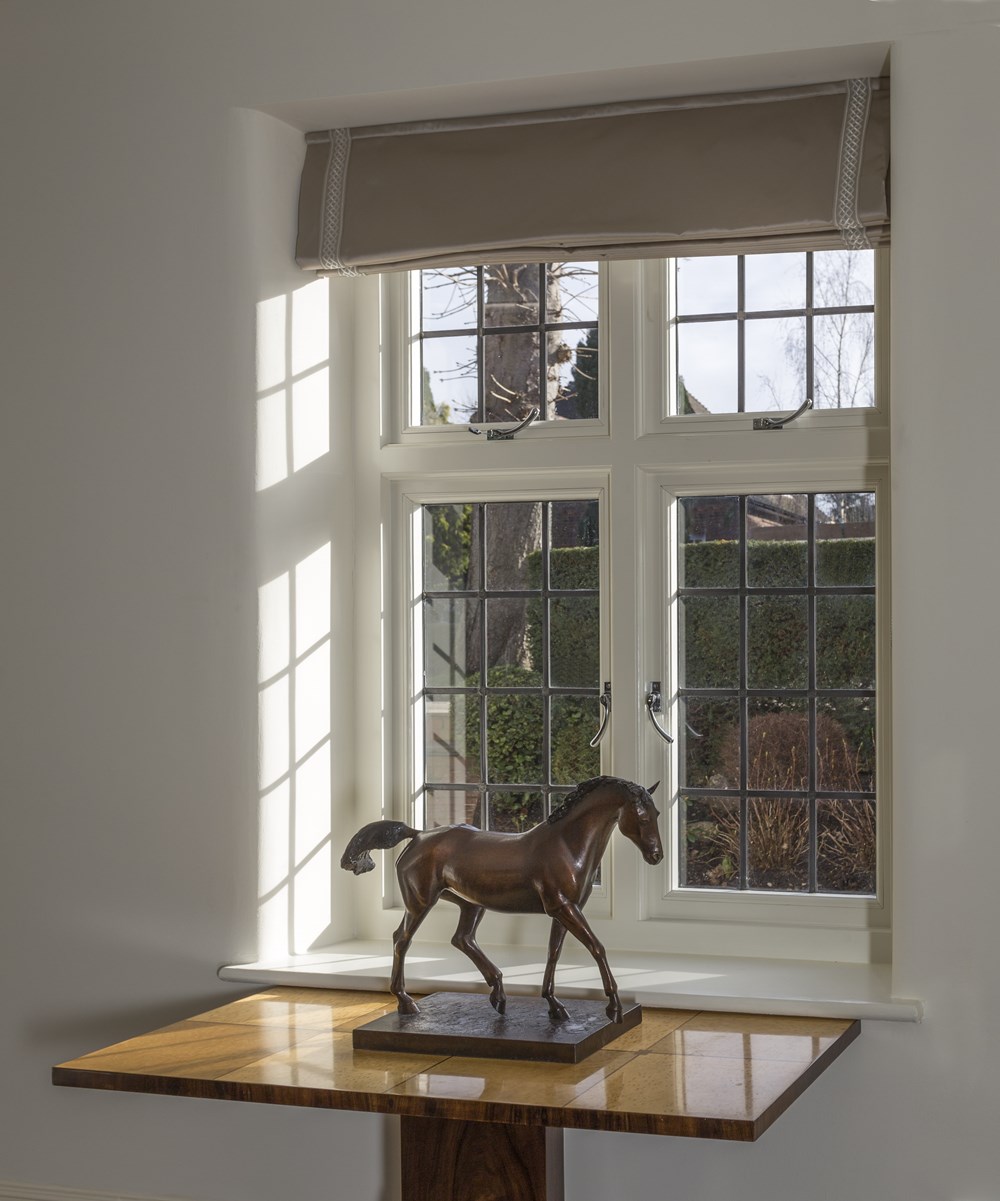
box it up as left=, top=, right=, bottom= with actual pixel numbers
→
left=340, top=821, right=419, bottom=876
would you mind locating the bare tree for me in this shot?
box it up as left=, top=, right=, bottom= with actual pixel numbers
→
left=756, top=250, right=875, bottom=411
left=811, top=251, right=875, bottom=409
left=422, top=263, right=597, bottom=669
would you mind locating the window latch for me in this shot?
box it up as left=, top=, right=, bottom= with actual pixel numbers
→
left=589, top=681, right=612, bottom=748
left=753, top=396, right=813, bottom=431
left=645, top=681, right=674, bottom=744
left=469, top=407, right=539, bottom=440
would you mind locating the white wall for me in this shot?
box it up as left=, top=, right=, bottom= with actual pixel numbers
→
left=3, top=3, right=1000, bottom=1199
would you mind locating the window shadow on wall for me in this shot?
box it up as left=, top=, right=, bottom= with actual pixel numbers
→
left=255, top=279, right=338, bottom=958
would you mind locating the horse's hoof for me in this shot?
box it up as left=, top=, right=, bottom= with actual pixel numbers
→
left=396, top=996, right=420, bottom=1016
left=491, top=994, right=507, bottom=1015
left=548, top=1001, right=569, bottom=1022
left=606, top=1000, right=623, bottom=1023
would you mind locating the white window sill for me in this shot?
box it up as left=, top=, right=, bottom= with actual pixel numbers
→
left=219, top=940, right=922, bottom=1022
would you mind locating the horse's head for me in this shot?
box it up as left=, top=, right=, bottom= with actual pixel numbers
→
left=618, top=781, right=664, bottom=865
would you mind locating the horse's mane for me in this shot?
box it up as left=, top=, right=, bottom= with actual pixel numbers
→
left=547, top=775, right=644, bottom=824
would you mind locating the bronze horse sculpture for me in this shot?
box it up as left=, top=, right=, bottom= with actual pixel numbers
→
left=341, top=775, right=662, bottom=1023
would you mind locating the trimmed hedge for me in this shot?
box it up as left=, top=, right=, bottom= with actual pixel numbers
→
left=525, top=546, right=600, bottom=689
left=682, top=538, right=876, bottom=694
left=682, top=536, right=875, bottom=590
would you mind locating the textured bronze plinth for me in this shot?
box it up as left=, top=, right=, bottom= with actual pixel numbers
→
left=352, top=991, right=642, bottom=1063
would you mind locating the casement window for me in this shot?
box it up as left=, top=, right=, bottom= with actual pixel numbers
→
left=357, top=248, right=889, bottom=962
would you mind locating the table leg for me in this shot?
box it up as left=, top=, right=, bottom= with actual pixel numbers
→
left=400, top=1115, right=564, bottom=1201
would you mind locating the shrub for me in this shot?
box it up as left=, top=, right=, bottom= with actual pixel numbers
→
left=684, top=709, right=876, bottom=892
left=680, top=538, right=876, bottom=691
left=465, top=663, right=543, bottom=787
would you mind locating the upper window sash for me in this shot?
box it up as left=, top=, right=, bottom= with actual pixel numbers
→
left=639, top=250, right=890, bottom=435
left=382, top=263, right=610, bottom=443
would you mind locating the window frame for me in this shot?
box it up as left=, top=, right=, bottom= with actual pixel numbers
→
left=356, top=251, right=890, bottom=963
left=636, top=465, right=891, bottom=955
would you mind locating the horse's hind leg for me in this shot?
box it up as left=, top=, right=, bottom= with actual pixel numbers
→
left=541, top=918, right=569, bottom=1021
left=390, top=905, right=430, bottom=1016
left=446, top=895, right=506, bottom=1014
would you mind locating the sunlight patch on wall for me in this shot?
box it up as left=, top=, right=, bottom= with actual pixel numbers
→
left=258, top=571, right=290, bottom=680
left=255, top=280, right=332, bottom=492
left=293, top=842, right=333, bottom=951
left=295, top=641, right=331, bottom=760
left=257, top=543, right=335, bottom=958
left=256, top=293, right=287, bottom=391
left=259, top=779, right=291, bottom=896
left=292, top=278, right=330, bottom=374
left=258, top=675, right=289, bottom=791
left=292, top=367, right=330, bottom=471
left=256, top=390, right=288, bottom=491
left=295, top=543, right=332, bottom=653
left=295, top=741, right=332, bottom=862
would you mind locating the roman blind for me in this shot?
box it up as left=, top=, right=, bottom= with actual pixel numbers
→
left=296, top=78, right=889, bottom=276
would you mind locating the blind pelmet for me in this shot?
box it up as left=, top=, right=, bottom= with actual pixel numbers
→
left=296, top=79, right=889, bottom=276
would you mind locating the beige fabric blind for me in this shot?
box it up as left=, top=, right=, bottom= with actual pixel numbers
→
left=296, top=78, right=889, bottom=276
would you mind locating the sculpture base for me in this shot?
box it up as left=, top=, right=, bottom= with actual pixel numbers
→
left=353, top=991, right=641, bottom=1063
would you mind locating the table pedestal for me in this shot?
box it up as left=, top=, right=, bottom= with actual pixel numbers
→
left=401, top=1116, right=563, bottom=1201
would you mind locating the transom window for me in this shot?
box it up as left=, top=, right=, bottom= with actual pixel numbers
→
left=414, top=263, right=599, bottom=425
left=672, top=250, right=876, bottom=415
left=676, top=491, right=877, bottom=895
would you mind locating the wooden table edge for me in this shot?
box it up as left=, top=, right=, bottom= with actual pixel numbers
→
left=51, top=1063, right=761, bottom=1140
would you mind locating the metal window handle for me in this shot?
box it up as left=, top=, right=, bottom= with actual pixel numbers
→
left=753, top=396, right=813, bottom=431
left=645, top=681, right=674, bottom=744
left=469, top=407, right=539, bottom=440
left=589, top=682, right=612, bottom=748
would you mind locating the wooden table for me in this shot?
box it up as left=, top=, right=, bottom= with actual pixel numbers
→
left=53, top=987, right=859, bottom=1201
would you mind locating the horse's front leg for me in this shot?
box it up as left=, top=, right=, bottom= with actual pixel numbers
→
left=541, top=918, right=568, bottom=1021
left=546, top=899, right=623, bottom=1023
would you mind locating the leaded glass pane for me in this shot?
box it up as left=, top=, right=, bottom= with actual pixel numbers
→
left=425, top=789, right=481, bottom=828
left=680, top=795, right=740, bottom=889
left=424, top=693, right=479, bottom=784
left=747, top=797, right=809, bottom=891
left=747, top=596, right=808, bottom=690
left=488, top=791, right=544, bottom=833
left=681, top=595, right=740, bottom=689
left=423, top=597, right=479, bottom=686
left=682, top=697, right=740, bottom=790
left=679, top=496, right=739, bottom=588
left=817, top=799, right=876, bottom=894
left=676, top=320, right=737, bottom=414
